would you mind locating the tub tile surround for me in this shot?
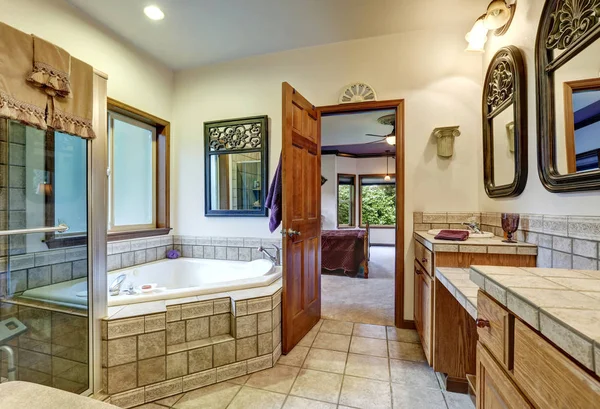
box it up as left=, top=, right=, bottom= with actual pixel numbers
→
left=415, top=212, right=600, bottom=267
left=470, top=265, right=600, bottom=375
left=102, top=280, right=282, bottom=407
left=106, top=235, right=281, bottom=273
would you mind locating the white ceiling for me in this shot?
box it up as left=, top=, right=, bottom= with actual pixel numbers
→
left=66, top=0, right=482, bottom=70
left=321, top=109, right=395, bottom=146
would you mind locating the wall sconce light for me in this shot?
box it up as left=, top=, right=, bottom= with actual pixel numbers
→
left=465, top=15, right=488, bottom=53
left=466, top=1, right=516, bottom=51
left=433, top=126, right=461, bottom=158
left=36, top=181, right=52, bottom=196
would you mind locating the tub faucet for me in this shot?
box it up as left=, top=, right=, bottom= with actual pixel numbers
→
left=462, top=221, right=482, bottom=234
left=109, top=274, right=127, bottom=296
left=258, top=245, right=281, bottom=266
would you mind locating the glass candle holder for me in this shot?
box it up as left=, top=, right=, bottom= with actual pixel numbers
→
left=501, top=213, right=520, bottom=243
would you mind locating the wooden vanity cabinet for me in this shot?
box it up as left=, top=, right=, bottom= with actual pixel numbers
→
left=414, top=260, right=432, bottom=363
left=476, top=291, right=600, bottom=409
left=412, top=234, right=536, bottom=393
left=476, top=343, right=532, bottom=409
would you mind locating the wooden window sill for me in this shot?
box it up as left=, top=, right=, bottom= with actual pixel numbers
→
left=108, top=228, right=172, bottom=242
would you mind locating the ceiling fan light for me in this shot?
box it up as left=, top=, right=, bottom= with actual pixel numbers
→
left=484, top=0, right=511, bottom=30
left=386, top=136, right=396, bottom=145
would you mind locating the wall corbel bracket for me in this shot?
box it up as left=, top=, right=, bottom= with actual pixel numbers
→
left=433, top=126, right=461, bottom=158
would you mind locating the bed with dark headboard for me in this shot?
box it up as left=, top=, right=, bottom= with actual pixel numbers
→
left=321, top=223, right=370, bottom=278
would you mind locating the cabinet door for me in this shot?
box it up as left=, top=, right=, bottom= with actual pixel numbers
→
left=420, top=269, right=432, bottom=363
left=476, top=343, right=532, bottom=409
left=414, top=263, right=423, bottom=337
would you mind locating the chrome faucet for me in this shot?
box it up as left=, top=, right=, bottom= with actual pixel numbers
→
left=109, top=274, right=127, bottom=296
left=462, top=221, right=482, bottom=234
left=257, top=245, right=281, bottom=266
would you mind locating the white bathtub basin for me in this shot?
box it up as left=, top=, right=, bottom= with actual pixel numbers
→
left=19, top=258, right=281, bottom=308
left=427, top=229, right=494, bottom=239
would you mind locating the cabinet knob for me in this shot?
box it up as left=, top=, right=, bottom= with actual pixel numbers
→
left=415, top=269, right=423, bottom=275
left=476, top=318, right=490, bottom=328
left=421, top=257, right=428, bottom=263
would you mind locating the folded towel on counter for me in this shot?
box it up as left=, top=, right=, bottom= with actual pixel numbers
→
left=266, top=154, right=282, bottom=233
left=434, top=230, right=469, bottom=241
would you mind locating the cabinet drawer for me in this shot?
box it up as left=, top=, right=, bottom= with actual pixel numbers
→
left=513, top=320, right=600, bottom=409
left=477, top=291, right=511, bottom=368
left=476, top=342, right=532, bottom=409
left=414, top=240, right=433, bottom=276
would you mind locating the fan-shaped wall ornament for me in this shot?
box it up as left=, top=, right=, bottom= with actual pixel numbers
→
left=338, top=83, right=377, bottom=104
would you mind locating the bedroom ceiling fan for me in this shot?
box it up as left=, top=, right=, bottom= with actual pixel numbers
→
left=366, top=113, right=396, bottom=145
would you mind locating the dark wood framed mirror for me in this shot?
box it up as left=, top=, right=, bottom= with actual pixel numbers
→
left=483, top=46, right=528, bottom=198
left=536, top=0, right=600, bottom=192
left=204, top=115, right=269, bottom=217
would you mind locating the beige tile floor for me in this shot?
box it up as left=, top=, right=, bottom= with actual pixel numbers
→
left=132, top=320, right=474, bottom=409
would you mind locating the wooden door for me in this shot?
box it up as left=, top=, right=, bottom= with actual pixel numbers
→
left=476, top=343, right=532, bottom=409
left=281, top=82, right=321, bottom=353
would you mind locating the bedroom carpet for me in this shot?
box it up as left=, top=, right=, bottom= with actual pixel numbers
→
left=321, top=246, right=395, bottom=326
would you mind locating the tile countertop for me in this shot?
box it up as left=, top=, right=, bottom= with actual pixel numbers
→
left=414, top=231, right=537, bottom=255
left=470, top=265, right=600, bottom=376
left=434, top=267, right=479, bottom=320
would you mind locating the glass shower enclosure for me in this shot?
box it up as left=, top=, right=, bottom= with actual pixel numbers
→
left=0, top=119, right=90, bottom=393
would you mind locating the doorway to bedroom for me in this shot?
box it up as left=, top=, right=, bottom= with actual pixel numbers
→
left=318, top=102, right=403, bottom=327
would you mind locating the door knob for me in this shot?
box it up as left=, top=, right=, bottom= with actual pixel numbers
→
left=287, top=229, right=301, bottom=238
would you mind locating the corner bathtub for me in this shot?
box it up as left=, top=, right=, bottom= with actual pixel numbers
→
left=19, top=258, right=281, bottom=308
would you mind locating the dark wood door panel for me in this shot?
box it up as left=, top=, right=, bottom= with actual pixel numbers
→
left=282, top=82, right=321, bottom=353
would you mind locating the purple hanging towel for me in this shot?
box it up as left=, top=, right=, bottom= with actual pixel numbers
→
left=266, top=154, right=282, bottom=233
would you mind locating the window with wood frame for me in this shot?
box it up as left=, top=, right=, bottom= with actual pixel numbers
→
left=359, top=174, right=396, bottom=228
left=45, top=99, right=171, bottom=247
left=336, top=174, right=356, bottom=228
left=107, top=98, right=170, bottom=241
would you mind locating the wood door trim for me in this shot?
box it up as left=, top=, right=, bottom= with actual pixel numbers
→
left=317, top=99, right=406, bottom=328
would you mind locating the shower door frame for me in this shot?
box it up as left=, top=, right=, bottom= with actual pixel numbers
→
left=89, top=71, right=109, bottom=395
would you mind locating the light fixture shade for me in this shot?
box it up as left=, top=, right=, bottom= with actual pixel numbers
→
left=385, top=136, right=396, bottom=145
left=484, top=0, right=511, bottom=30
left=384, top=175, right=391, bottom=181
left=36, top=182, right=52, bottom=196
left=465, top=18, right=488, bottom=52
left=144, top=5, right=165, bottom=20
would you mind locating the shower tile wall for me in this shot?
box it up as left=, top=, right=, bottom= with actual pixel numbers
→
left=413, top=211, right=600, bottom=270
left=0, top=120, right=88, bottom=393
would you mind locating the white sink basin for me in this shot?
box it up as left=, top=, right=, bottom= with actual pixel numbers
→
left=427, top=229, right=495, bottom=239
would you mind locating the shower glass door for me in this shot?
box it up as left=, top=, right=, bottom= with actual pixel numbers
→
left=0, top=119, right=90, bottom=394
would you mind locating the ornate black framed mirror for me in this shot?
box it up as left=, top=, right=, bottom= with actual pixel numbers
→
left=536, top=0, right=600, bottom=192
left=483, top=46, right=528, bottom=198
left=204, top=115, right=269, bottom=216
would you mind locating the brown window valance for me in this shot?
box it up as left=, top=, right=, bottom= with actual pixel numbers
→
left=0, top=21, right=95, bottom=139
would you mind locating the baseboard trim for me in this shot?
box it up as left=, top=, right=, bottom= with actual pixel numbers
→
left=370, top=243, right=395, bottom=247
left=401, top=319, right=416, bottom=330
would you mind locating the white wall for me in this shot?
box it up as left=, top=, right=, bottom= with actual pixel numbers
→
left=0, top=0, right=174, bottom=120
left=173, top=30, right=482, bottom=321
left=481, top=0, right=600, bottom=215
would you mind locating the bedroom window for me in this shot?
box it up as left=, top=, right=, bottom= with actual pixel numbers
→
left=107, top=98, right=170, bottom=240
left=359, top=174, right=396, bottom=227
left=337, top=174, right=356, bottom=227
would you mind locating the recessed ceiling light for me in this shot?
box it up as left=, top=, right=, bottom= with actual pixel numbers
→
left=144, top=5, right=164, bottom=20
